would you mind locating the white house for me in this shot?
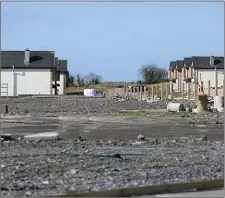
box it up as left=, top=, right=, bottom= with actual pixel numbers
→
left=189, top=56, right=224, bottom=90
left=1, top=49, right=68, bottom=96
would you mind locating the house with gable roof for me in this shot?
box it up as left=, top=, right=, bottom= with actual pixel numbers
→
left=1, top=49, right=68, bottom=96
left=168, top=55, right=224, bottom=94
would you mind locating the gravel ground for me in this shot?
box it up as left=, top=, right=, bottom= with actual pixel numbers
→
left=1, top=96, right=223, bottom=124
left=1, top=138, right=224, bottom=197
left=1, top=96, right=196, bottom=115
left=0, top=96, right=224, bottom=197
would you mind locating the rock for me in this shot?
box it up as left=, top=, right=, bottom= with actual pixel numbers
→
left=137, top=134, right=145, bottom=141
left=119, top=141, right=126, bottom=146
left=131, top=141, right=145, bottom=146
left=201, top=135, right=208, bottom=141
left=84, top=149, right=89, bottom=154
left=25, top=191, right=32, bottom=196
left=70, top=169, right=79, bottom=174
left=108, top=140, right=116, bottom=146
left=1, top=134, right=15, bottom=141
left=78, top=136, right=86, bottom=141
left=154, top=139, right=159, bottom=144
left=112, top=153, right=121, bottom=158
left=42, top=181, right=49, bottom=185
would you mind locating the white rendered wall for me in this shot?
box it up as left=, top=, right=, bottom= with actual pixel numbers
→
left=58, top=73, right=65, bottom=95
left=1, top=69, right=52, bottom=96
left=196, top=69, right=224, bottom=88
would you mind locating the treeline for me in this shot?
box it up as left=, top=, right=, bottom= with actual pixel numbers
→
left=66, top=72, right=102, bottom=87
left=66, top=64, right=168, bottom=88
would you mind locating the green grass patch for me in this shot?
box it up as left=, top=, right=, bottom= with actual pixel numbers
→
left=120, top=110, right=156, bottom=116
left=166, top=111, right=192, bottom=116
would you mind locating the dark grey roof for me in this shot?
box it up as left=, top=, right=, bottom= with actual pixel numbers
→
left=59, top=60, right=68, bottom=73
left=214, top=57, right=224, bottom=68
left=191, top=56, right=224, bottom=69
left=1, top=50, right=55, bottom=68
left=183, top=57, right=192, bottom=68
left=169, top=61, right=176, bottom=71
left=176, top=60, right=184, bottom=71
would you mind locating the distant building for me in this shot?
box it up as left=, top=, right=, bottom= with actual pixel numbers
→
left=168, top=56, right=224, bottom=92
left=1, top=49, right=68, bottom=96
left=189, top=56, right=224, bottom=89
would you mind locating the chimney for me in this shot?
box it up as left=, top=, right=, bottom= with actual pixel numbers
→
left=24, top=48, right=30, bottom=66
left=210, top=56, right=214, bottom=66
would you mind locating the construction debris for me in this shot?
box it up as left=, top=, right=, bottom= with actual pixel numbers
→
left=24, top=132, right=60, bottom=141
left=167, top=102, right=185, bottom=112
left=1, top=134, right=15, bottom=141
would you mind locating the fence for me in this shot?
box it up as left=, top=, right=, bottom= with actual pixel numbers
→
left=105, top=80, right=224, bottom=100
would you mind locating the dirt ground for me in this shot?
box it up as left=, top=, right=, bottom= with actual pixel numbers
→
left=1, top=97, right=224, bottom=197
left=2, top=112, right=223, bottom=141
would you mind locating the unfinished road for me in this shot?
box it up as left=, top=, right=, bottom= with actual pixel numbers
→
left=1, top=96, right=224, bottom=197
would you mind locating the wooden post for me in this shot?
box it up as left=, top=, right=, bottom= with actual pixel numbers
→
left=215, top=70, right=218, bottom=96
left=194, top=82, right=197, bottom=101
left=148, top=85, right=151, bottom=99
left=160, top=84, right=163, bottom=100
left=187, top=82, right=190, bottom=100
left=181, top=82, right=184, bottom=100
left=4, top=105, right=8, bottom=114
left=223, top=79, right=225, bottom=96
left=135, top=86, right=138, bottom=100
left=140, top=86, right=143, bottom=101
left=201, top=81, right=204, bottom=92
left=155, top=85, right=158, bottom=98
left=171, top=83, right=174, bottom=99
left=151, top=85, right=154, bottom=99
left=208, top=80, right=210, bottom=96
left=143, top=86, right=146, bottom=99
left=165, top=83, right=168, bottom=99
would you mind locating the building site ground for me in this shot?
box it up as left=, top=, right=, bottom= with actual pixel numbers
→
left=1, top=96, right=224, bottom=197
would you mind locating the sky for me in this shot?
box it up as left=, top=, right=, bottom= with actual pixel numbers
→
left=2, top=2, right=224, bottom=81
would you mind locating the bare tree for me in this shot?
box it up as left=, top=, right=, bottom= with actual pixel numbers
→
left=66, top=74, right=75, bottom=87
left=140, top=64, right=167, bottom=84
left=84, top=72, right=102, bottom=85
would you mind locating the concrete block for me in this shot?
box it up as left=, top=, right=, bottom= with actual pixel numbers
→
left=192, top=108, right=198, bottom=113
left=217, top=107, right=224, bottom=112
left=167, top=102, right=185, bottom=112
left=137, top=134, right=145, bottom=141
left=24, top=132, right=59, bottom=141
